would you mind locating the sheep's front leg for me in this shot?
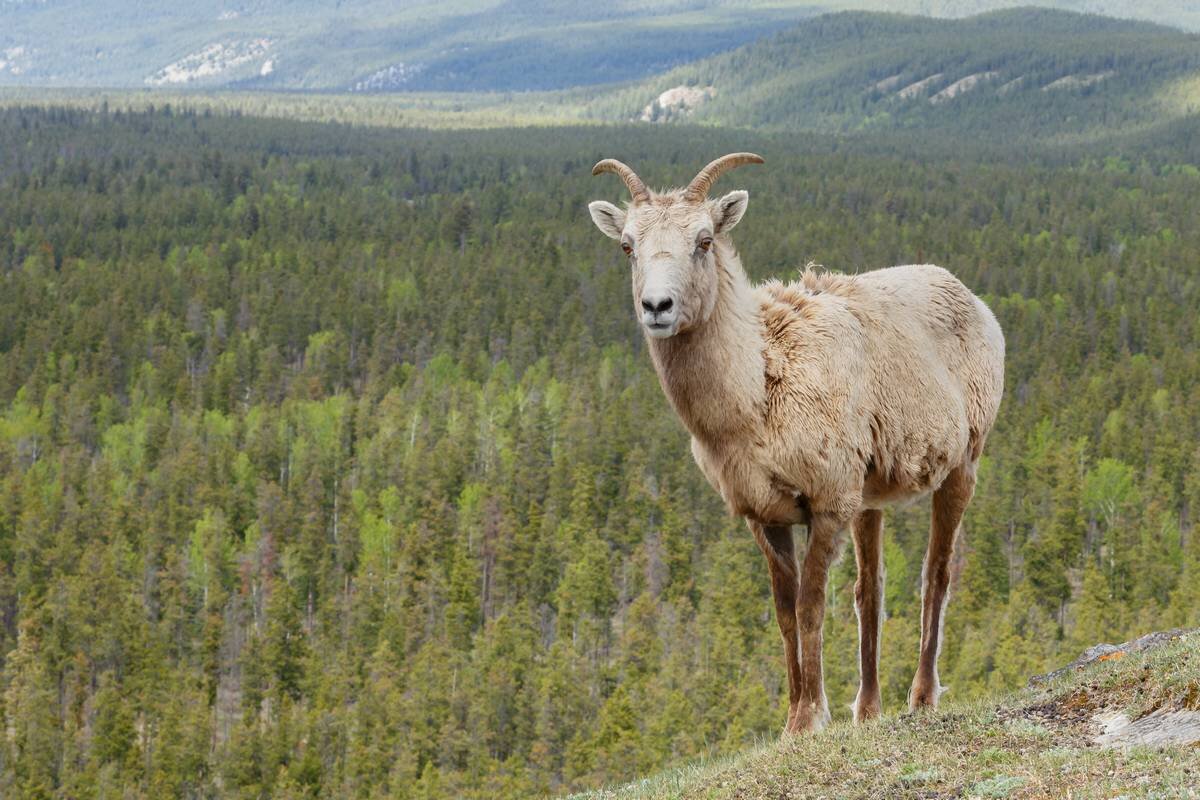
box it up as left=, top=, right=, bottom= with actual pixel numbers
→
left=852, top=509, right=885, bottom=722
left=791, top=511, right=848, bottom=734
left=748, top=520, right=802, bottom=734
left=910, top=462, right=975, bottom=710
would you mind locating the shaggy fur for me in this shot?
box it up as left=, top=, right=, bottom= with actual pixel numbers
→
left=589, top=157, right=1005, bottom=735
left=653, top=246, right=1003, bottom=520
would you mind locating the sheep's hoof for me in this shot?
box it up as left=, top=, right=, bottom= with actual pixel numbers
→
left=853, top=693, right=882, bottom=723
left=908, top=683, right=946, bottom=711
left=783, top=701, right=830, bottom=736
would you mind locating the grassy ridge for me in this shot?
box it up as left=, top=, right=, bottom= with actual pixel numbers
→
left=0, top=86, right=600, bottom=130
left=572, top=633, right=1200, bottom=799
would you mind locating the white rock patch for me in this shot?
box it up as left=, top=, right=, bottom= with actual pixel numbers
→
left=640, top=85, right=716, bottom=122
left=1093, top=708, right=1200, bottom=749
left=997, top=76, right=1026, bottom=95
left=1042, top=71, right=1116, bottom=91
left=351, top=62, right=425, bottom=92
left=930, top=71, right=999, bottom=104
left=145, top=39, right=273, bottom=85
left=0, top=46, right=30, bottom=75
left=896, top=73, right=943, bottom=100
left=874, top=73, right=903, bottom=92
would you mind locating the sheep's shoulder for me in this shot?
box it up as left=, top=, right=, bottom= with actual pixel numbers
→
left=756, top=278, right=857, bottom=351
left=755, top=280, right=859, bottom=420
left=756, top=280, right=824, bottom=371
left=796, top=266, right=858, bottom=297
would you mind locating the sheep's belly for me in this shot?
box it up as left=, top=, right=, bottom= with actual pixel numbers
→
left=860, top=480, right=933, bottom=510
left=860, top=458, right=954, bottom=510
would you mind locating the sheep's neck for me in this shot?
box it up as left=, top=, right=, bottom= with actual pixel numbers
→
left=647, top=241, right=764, bottom=447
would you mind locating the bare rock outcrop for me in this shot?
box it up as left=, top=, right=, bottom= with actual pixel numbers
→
left=1026, top=628, right=1200, bottom=750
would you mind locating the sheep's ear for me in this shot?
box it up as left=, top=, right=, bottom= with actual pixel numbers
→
left=588, top=201, right=626, bottom=240
left=713, top=190, right=749, bottom=233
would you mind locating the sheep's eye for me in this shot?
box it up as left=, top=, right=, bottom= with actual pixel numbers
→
left=698, top=237, right=713, bottom=253
left=621, top=242, right=633, bottom=256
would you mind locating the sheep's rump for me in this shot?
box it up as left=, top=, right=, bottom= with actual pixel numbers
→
left=846, top=264, right=1003, bottom=453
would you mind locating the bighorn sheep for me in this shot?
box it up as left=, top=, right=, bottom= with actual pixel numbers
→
left=588, top=154, right=1005, bottom=734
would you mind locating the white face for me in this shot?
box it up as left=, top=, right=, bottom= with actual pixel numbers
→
left=588, top=191, right=749, bottom=339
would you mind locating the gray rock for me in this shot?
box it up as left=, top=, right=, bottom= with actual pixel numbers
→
left=1028, top=628, right=1198, bottom=687
left=1093, top=707, right=1200, bottom=749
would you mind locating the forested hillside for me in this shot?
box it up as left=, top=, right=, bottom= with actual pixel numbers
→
left=599, top=9, right=1200, bottom=139
left=1, top=107, right=1199, bottom=798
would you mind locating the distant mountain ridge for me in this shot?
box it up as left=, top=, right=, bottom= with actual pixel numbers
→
left=3, top=1, right=1200, bottom=91
left=585, top=8, right=1200, bottom=139
left=3, top=8, right=1198, bottom=146
left=0, top=1, right=809, bottom=90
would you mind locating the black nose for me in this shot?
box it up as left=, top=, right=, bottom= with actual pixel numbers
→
left=641, top=297, right=673, bottom=314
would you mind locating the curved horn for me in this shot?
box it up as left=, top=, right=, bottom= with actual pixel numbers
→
left=592, top=158, right=651, bottom=203
left=683, top=152, right=764, bottom=202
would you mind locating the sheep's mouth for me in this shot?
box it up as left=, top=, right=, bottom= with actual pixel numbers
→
left=644, top=321, right=677, bottom=339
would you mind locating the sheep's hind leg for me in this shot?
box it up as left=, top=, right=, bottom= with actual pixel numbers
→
left=792, top=511, right=848, bottom=733
left=748, top=520, right=802, bottom=735
left=852, top=509, right=884, bottom=722
left=910, top=461, right=976, bottom=711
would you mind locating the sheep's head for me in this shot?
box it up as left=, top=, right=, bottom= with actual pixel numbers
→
left=588, top=153, right=762, bottom=339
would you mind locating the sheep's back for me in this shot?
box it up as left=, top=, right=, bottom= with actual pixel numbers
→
left=757, top=264, right=1004, bottom=504
left=844, top=264, right=1004, bottom=463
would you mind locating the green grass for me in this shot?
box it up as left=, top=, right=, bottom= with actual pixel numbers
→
left=0, top=87, right=592, bottom=130
left=1157, top=73, right=1200, bottom=115
left=568, top=633, right=1200, bottom=799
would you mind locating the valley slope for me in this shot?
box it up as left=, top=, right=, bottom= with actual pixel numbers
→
left=4, top=1, right=1200, bottom=91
